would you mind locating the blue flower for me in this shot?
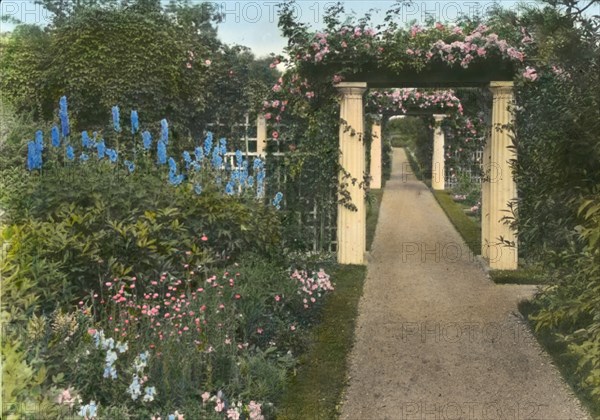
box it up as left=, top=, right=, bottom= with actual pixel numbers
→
left=247, top=176, right=254, bottom=187
left=219, top=138, right=227, bottom=155
left=168, top=415, right=175, bottom=420
left=82, top=131, right=91, bottom=148
left=116, top=341, right=128, bottom=353
left=139, top=351, right=149, bottom=363
left=142, top=386, right=156, bottom=403
left=131, top=110, right=139, bottom=134
left=106, top=148, right=118, bottom=163
left=96, top=140, right=106, bottom=159
left=78, top=401, right=97, bottom=418
left=168, top=172, right=184, bottom=186
left=112, top=106, right=121, bottom=132
left=272, top=192, right=284, bottom=209
left=183, top=151, right=192, bottom=168
left=256, top=169, right=266, bottom=183
left=253, top=157, right=264, bottom=170
left=142, top=131, right=152, bottom=150
left=66, top=145, right=75, bottom=161
left=211, top=147, right=223, bottom=169
left=160, top=119, right=169, bottom=144
left=235, top=150, right=243, bottom=167
left=168, top=157, right=177, bottom=173
left=194, top=146, right=203, bottom=160
left=194, top=184, right=202, bottom=195
left=204, top=132, right=213, bottom=156
left=190, top=161, right=201, bottom=172
left=103, top=365, right=117, bottom=379
left=225, top=181, right=235, bottom=195
left=157, top=140, right=167, bottom=165
left=59, top=96, right=70, bottom=137
left=27, top=141, right=40, bottom=170
left=128, top=375, right=142, bottom=400
left=124, top=160, right=135, bottom=173
left=80, top=153, right=89, bottom=162
left=51, top=126, right=60, bottom=147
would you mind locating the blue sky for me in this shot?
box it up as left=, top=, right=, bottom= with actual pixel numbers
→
left=2, top=1, right=596, bottom=57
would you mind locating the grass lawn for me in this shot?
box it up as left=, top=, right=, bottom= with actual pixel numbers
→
left=277, top=264, right=367, bottom=419
left=489, top=268, right=546, bottom=285
left=431, top=189, right=481, bottom=256
left=277, top=182, right=385, bottom=419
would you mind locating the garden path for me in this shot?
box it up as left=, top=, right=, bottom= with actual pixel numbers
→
left=339, top=148, right=589, bottom=420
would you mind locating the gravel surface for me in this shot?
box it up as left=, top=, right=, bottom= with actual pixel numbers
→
left=339, top=148, right=590, bottom=420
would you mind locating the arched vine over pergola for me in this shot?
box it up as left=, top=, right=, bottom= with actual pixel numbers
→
left=263, top=2, right=545, bottom=269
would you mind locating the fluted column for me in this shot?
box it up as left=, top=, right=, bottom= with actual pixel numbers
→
left=336, top=82, right=367, bottom=265
left=432, top=114, right=446, bottom=190
left=256, top=115, right=267, bottom=156
left=370, top=117, right=382, bottom=189
left=481, top=130, right=491, bottom=259
left=488, top=81, right=518, bottom=270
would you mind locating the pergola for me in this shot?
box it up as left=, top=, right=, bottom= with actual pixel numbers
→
left=335, top=63, right=518, bottom=270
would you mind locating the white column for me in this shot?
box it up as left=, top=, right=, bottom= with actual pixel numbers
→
left=488, top=81, right=518, bottom=270
left=256, top=115, right=267, bottom=156
left=370, top=117, right=382, bottom=189
left=431, top=114, right=446, bottom=190
left=336, top=82, right=368, bottom=265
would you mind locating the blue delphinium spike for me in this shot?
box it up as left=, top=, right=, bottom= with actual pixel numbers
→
left=183, top=151, right=192, bottom=169
left=106, top=148, right=118, bottom=163
left=124, top=160, right=135, bottom=173
left=247, top=176, right=254, bottom=187
left=96, top=140, right=106, bottom=159
left=142, top=131, right=152, bottom=150
left=194, top=184, right=202, bottom=195
left=235, top=150, right=243, bottom=167
left=112, top=106, right=121, bottom=132
left=27, top=141, right=37, bottom=170
left=194, top=146, right=203, bottom=160
left=204, top=132, right=213, bottom=157
left=59, top=96, right=70, bottom=137
left=51, top=126, right=60, bottom=147
left=66, top=145, right=75, bottom=161
left=82, top=131, right=91, bottom=148
left=157, top=140, right=167, bottom=165
left=80, top=153, right=89, bottom=162
left=219, top=138, right=227, bottom=155
left=131, top=110, right=139, bottom=134
left=168, top=157, right=177, bottom=173
left=225, top=181, right=235, bottom=195
left=160, top=119, right=169, bottom=144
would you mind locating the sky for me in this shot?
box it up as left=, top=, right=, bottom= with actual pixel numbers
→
left=1, top=1, right=597, bottom=57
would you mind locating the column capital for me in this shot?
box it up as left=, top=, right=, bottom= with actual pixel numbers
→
left=433, top=114, right=447, bottom=122
left=489, top=81, right=514, bottom=98
left=336, top=82, right=368, bottom=97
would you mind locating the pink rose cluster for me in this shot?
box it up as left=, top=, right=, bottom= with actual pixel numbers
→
left=291, top=268, right=334, bottom=309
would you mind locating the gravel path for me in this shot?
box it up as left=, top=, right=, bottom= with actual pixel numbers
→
left=339, top=148, right=589, bottom=420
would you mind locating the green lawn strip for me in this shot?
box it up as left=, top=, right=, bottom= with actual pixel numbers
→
left=431, top=189, right=481, bottom=255
left=367, top=188, right=384, bottom=251
left=403, top=147, right=423, bottom=181
left=277, top=264, right=367, bottom=420
left=518, top=301, right=600, bottom=418
left=489, top=268, right=546, bottom=285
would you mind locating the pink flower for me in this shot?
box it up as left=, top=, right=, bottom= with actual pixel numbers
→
left=476, top=48, right=486, bottom=57
left=272, top=84, right=282, bottom=93
left=205, top=59, right=211, bottom=66
left=201, top=392, right=210, bottom=404
left=522, top=66, right=538, bottom=81
left=290, top=325, right=296, bottom=331
left=227, top=408, right=240, bottom=420
left=186, top=62, right=192, bottom=69
left=215, top=398, right=225, bottom=412
left=257, top=327, right=263, bottom=334
left=272, top=131, right=279, bottom=139
left=275, top=295, right=281, bottom=302
left=201, top=235, right=208, bottom=241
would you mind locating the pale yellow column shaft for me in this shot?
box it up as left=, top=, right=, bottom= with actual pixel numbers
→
left=432, top=114, right=446, bottom=190
left=256, top=115, right=267, bottom=156
left=488, top=81, right=518, bottom=270
left=370, top=120, right=382, bottom=189
left=481, top=133, right=491, bottom=259
left=336, top=82, right=367, bottom=265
